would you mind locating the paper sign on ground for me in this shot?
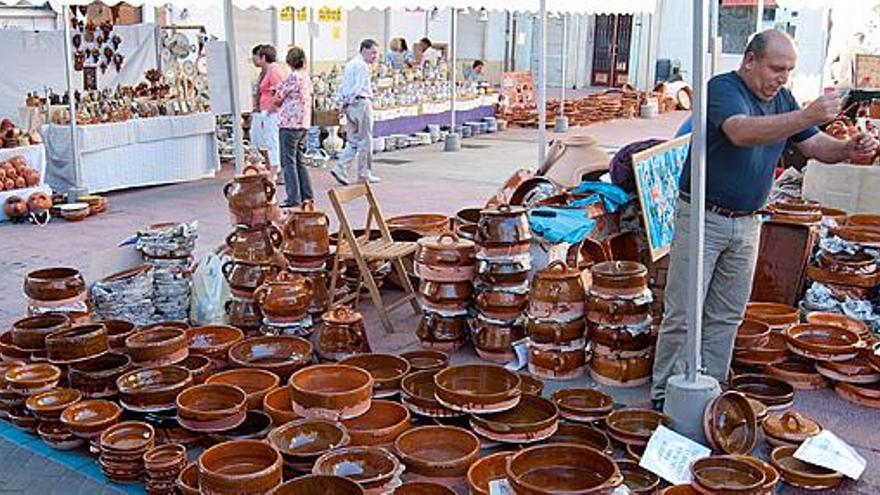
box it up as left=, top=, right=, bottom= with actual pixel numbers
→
left=489, top=479, right=514, bottom=495
left=639, top=425, right=711, bottom=485
left=794, top=430, right=866, bottom=480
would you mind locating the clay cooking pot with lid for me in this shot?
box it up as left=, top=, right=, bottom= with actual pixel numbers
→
left=224, top=165, right=277, bottom=212
left=590, top=261, right=648, bottom=299
left=316, top=306, right=371, bottom=360
left=529, top=260, right=586, bottom=320
left=226, top=224, right=283, bottom=263
left=415, top=233, right=476, bottom=280
left=282, top=200, right=331, bottom=259
left=254, top=271, right=313, bottom=323
left=476, top=204, right=531, bottom=246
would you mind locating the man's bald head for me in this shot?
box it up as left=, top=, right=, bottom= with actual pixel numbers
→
left=739, top=29, right=798, bottom=101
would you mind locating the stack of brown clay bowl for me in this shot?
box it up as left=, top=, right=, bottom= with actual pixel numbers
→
left=745, top=302, right=800, bottom=333
left=314, top=306, right=371, bottom=362
left=550, top=388, right=614, bottom=424
left=144, top=443, right=187, bottom=495
left=733, top=319, right=790, bottom=372
left=99, top=421, right=155, bottom=482
left=806, top=246, right=880, bottom=305
left=771, top=323, right=862, bottom=393
left=730, top=374, right=795, bottom=411
left=506, top=443, right=623, bottom=494
left=126, top=326, right=188, bottom=367
left=587, top=261, right=654, bottom=387
left=472, top=204, right=531, bottom=363
left=288, top=364, right=373, bottom=420
left=468, top=393, right=559, bottom=445
left=267, top=418, right=351, bottom=473
left=526, top=261, right=587, bottom=380
left=0, top=360, right=25, bottom=418
left=761, top=410, right=822, bottom=448
left=314, top=446, right=405, bottom=493
left=413, top=233, right=476, bottom=352
left=185, top=325, right=244, bottom=371
left=282, top=201, right=333, bottom=317
left=22, top=267, right=91, bottom=325
left=224, top=165, right=282, bottom=229
left=116, top=365, right=193, bottom=413
left=340, top=354, right=411, bottom=398
left=103, top=319, right=137, bottom=352
left=46, top=323, right=110, bottom=366
left=10, top=314, right=70, bottom=359
left=26, top=387, right=82, bottom=447
left=400, top=350, right=449, bottom=373
left=255, top=270, right=315, bottom=337
left=60, top=399, right=122, bottom=452
left=68, top=353, right=132, bottom=399
left=5, top=363, right=63, bottom=429
left=400, top=370, right=463, bottom=419
left=394, top=425, right=480, bottom=488
left=198, top=439, right=284, bottom=494
left=340, top=399, right=411, bottom=448
left=434, top=365, right=522, bottom=414
left=768, top=200, right=823, bottom=225
left=206, top=368, right=280, bottom=410
left=228, top=335, right=313, bottom=381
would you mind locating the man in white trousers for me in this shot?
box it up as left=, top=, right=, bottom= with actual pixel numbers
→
left=332, top=39, right=381, bottom=185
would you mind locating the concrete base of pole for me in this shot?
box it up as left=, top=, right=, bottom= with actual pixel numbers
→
left=444, top=132, right=461, bottom=152
left=67, top=186, right=89, bottom=202
left=554, top=116, right=569, bottom=133
left=663, top=373, right=721, bottom=445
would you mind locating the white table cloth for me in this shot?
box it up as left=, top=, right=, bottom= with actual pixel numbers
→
left=0, top=144, right=51, bottom=222
left=42, top=112, right=219, bottom=194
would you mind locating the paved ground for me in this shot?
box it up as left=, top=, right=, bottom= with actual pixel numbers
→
left=2, top=111, right=879, bottom=493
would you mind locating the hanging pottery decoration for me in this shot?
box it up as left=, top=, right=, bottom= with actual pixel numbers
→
left=96, top=34, right=105, bottom=47
left=79, top=5, right=87, bottom=16
left=85, top=21, right=96, bottom=42
left=91, top=48, right=100, bottom=63
left=74, top=52, right=85, bottom=71
left=113, top=53, right=124, bottom=72
left=104, top=46, right=114, bottom=62
left=99, top=61, right=108, bottom=74
left=111, top=35, right=121, bottom=50
left=72, top=33, right=81, bottom=49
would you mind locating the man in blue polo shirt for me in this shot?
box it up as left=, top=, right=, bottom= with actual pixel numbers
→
left=651, top=30, right=878, bottom=409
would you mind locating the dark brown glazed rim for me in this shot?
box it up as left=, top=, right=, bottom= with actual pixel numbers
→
left=506, top=443, right=622, bottom=494
left=469, top=394, right=559, bottom=434
left=691, top=455, right=765, bottom=492
left=703, top=391, right=757, bottom=455
left=729, top=374, right=794, bottom=407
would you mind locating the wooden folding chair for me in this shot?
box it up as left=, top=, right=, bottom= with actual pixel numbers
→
left=327, top=183, right=421, bottom=333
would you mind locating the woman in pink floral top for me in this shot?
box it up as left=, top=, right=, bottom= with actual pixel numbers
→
left=273, top=46, right=314, bottom=207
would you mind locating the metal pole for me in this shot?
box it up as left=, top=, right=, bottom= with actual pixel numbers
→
left=62, top=2, right=85, bottom=198
left=291, top=6, right=296, bottom=46
left=537, top=0, right=547, bottom=167
left=271, top=7, right=279, bottom=48
left=384, top=8, right=391, bottom=53
left=223, top=0, right=244, bottom=173
left=555, top=13, right=569, bottom=132
left=444, top=7, right=461, bottom=152
left=756, top=0, right=764, bottom=34
left=309, top=8, right=315, bottom=78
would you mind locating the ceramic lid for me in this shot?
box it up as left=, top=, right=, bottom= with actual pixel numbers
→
left=705, top=391, right=757, bottom=455
left=322, top=306, right=363, bottom=325
left=591, top=260, right=648, bottom=279
left=762, top=411, right=822, bottom=443
left=417, top=232, right=475, bottom=251
left=479, top=203, right=527, bottom=216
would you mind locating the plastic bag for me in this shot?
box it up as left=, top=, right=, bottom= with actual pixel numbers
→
left=189, top=252, right=230, bottom=325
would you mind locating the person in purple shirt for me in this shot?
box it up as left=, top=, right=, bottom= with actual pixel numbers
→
left=651, top=30, right=879, bottom=410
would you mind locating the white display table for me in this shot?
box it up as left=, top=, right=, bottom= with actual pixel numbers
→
left=0, top=144, right=51, bottom=222
left=42, top=112, right=219, bottom=194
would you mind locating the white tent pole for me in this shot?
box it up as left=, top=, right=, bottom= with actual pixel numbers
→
left=537, top=0, right=547, bottom=167
left=444, top=7, right=461, bottom=152
left=756, top=0, right=764, bottom=34
left=271, top=7, right=280, bottom=48
left=62, top=2, right=85, bottom=197
left=309, top=8, right=315, bottom=78
left=223, top=0, right=244, bottom=173
left=555, top=13, right=569, bottom=132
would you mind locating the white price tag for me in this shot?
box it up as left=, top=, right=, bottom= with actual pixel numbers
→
left=504, top=339, right=529, bottom=371
left=488, top=478, right=514, bottom=495
left=794, top=430, right=866, bottom=480
left=638, top=425, right=711, bottom=485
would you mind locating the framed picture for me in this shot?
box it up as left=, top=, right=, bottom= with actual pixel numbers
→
left=632, top=134, right=691, bottom=261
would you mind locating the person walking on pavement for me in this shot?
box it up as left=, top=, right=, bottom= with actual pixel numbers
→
left=251, top=44, right=287, bottom=177
left=651, top=30, right=879, bottom=411
left=331, top=39, right=380, bottom=185
left=273, top=46, right=314, bottom=208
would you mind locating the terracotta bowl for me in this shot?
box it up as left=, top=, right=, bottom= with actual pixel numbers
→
left=186, top=325, right=244, bottom=363
left=400, top=350, right=449, bottom=373
left=506, top=444, right=622, bottom=494
left=5, top=363, right=62, bottom=396
left=433, top=364, right=521, bottom=414
left=729, top=374, right=795, bottom=410
left=469, top=394, right=559, bottom=444
left=7, top=405, right=37, bottom=431
left=211, top=409, right=274, bottom=442
left=25, top=387, right=82, bottom=421
left=745, top=302, right=799, bottom=330
left=806, top=312, right=870, bottom=340
left=100, top=420, right=155, bottom=453
left=770, top=445, right=843, bottom=491
left=141, top=321, right=190, bottom=332
left=737, top=455, right=781, bottom=494
left=228, top=336, right=313, bottom=380
left=179, top=354, right=214, bottom=384
left=198, top=439, right=283, bottom=494
left=45, top=324, right=109, bottom=364
left=288, top=364, right=373, bottom=420
left=394, top=425, right=480, bottom=478
left=0, top=332, right=30, bottom=361
left=12, top=314, right=70, bottom=351
left=605, top=408, right=670, bottom=446
left=340, top=353, right=411, bottom=398
left=313, top=446, right=402, bottom=491
left=816, top=353, right=880, bottom=384
left=551, top=388, right=614, bottom=422
left=400, top=370, right=461, bottom=418
left=0, top=359, right=25, bottom=388
left=785, top=324, right=861, bottom=362
left=23, top=267, right=85, bottom=301
left=733, top=332, right=789, bottom=367
left=206, top=368, right=281, bottom=410
left=703, top=391, right=757, bottom=455
left=102, top=319, right=136, bottom=351
left=68, top=353, right=132, bottom=399
left=393, top=482, right=455, bottom=494
left=544, top=423, right=613, bottom=455
left=341, top=399, right=411, bottom=446
left=176, top=383, right=248, bottom=433
left=735, top=319, right=771, bottom=349
left=766, top=360, right=829, bottom=390
left=116, top=365, right=193, bottom=412
left=267, top=418, right=350, bottom=470
left=262, top=386, right=300, bottom=425
left=659, top=486, right=698, bottom=495
left=618, top=460, right=660, bottom=494
left=60, top=399, right=122, bottom=439
left=271, top=475, right=365, bottom=495
left=126, top=327, right=189, bottom=367
left=144, top=443, right=187, bottom=471
left=37, top=421, right=84, bottom=450
left=467, top=452, right=513, bottom=495
left=691, top=456, right=765, bottom=494
left=177, top=462, right=200, bottom=495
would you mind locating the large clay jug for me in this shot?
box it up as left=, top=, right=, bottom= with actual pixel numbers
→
left=539, top=134, right=611, bottom=187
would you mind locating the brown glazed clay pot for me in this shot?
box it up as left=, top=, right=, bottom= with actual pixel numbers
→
left=102, top=319, right=136, bottom=351
left=474, top=290, right=529, bottom=321
left=469, top=394, right=559, bottom=444
left=394, top=426, right=480, bottom=478
left=418, top=280, right=473, bottom=312
left=339, top=354, right=411, bottom=398
left=551, top=388, right=614, bottom=423
left=228, top=336, right=313, bottom=380
left=528, top=317, right=586, bottom=345
left=25, top=387, right=82, bottom=421
left=281, top=200, right=331, bottom=261
left=414, top=233, right=476, bottom=283
left=467, top=452, right=513, bottom=495
left=226, top=224, right=283, bottom=264
left=206, top=368, right=280, bottom=410
left=433, top=364, right=521, bottom=414
left=770, top=446, right=843, bottom=491
left=262, top=387, right=300, bottom=425
left=60, top=399, right=123, bottom=439
left=68, top=353, right=132, bottom=399
left=125, top=327, right=188, bottom=367
left=544, top=423, right=613, bottom=455
left=605, top=409, right=670, bottom=446
left=267, top=418, right=350, bottom=471
left=529, top=260, right=586, bottom=320
left=784, top=324, right=861, bottom=362
left=180, top=354, right=214, bottom=384
left=226, top=298, right=263, bottom=329
left=806, top=312, right=870, bottom=340
left=506, top=444, right=623, bottom=495
left=45, top=324, right=109, bottom=364
left=176, top=383, right=248, bottom=433
left=589, top=348, right=652, bottom=387
left=590, top=261, right=648, bottom=299
left=116, top=365, right=193, bottom=412
left=735, top=319, right=772, bottom=350
left=744, top=303, right=799, bottom=331
left=12, top=314, right=70, bottom=351
left=417, top=314, right=469, bottom=352
left=186, top=325, right=245, bottom=365
left=23, top=267, right=86, bottom=302
left=400, top=370, right=462, bottom=419
left=400, top=351, right=449, bottom=373
left=198, top=439, right=283, bottom=494
left=254, top=272, right=313, bottom=323
left=529, top=342, right=588, bottom=381
left=222, top=260, right=282, bottom=298
left=224, top=166, right=276, bottom=211
left=588, top=323, right=653, bottom=352
left=315, top=306, right=371, bottom=361
left=691, top=456, right=766, bottom=494
left=476, top=204, right=531, bottom=246
left=702, top=391, right=758, bottom=455
left=340, top=399, right=411, bottom=446
left=288, top=364, right=373, bottom=420
left=472, top=318, right=525, bottom=364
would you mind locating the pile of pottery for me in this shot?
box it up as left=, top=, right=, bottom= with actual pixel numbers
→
left=472, top=204, right=531, bottom=363
left=144, top=443, right=187, bottom=495
left=23, top=267, right=91, bottom=325
left=136, top=221, right=198, bottom=322
left=526, top=261, right=588, bottom=380
left=91, top=265, right=156, bottom=326
left=98, top=421, right=155, bottom=483
left=281, top=200, right=332, bottom=319
left=586, top=261, right=654, bottom=387
left=314, top=306, right=372, bottom=362
left=413, top=233, right=476, bottom=351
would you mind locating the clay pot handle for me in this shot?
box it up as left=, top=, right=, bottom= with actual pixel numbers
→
left=497, top=203, right=511, bottom=212
left=547, top=260, right=567, bottom=272
left=221, top=260, right=234, bottom=279
left=243, top=165, right=262, bottom=176
left=437, top=232, right=459, bottom=244
left=269, top=225, right=283, bottom=248
left=781, top=411, right=805, bottom=432
left=301, top=199, right=315, bottom=211
left=264, top=180, right=276, bottom=203
left=225, top=230, right=239, bottom=248
left=254, top=284, right=268, bottom=306
left=223, top=181, right=233, bottom=199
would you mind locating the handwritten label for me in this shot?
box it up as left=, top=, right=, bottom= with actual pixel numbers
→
left=794, top=430, right=866, bottom=480
left=488, top=478, right=513, bottom=495
left=639, top=425, right=711, bottom=485
left=504, top=339, right=529, bottom=371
